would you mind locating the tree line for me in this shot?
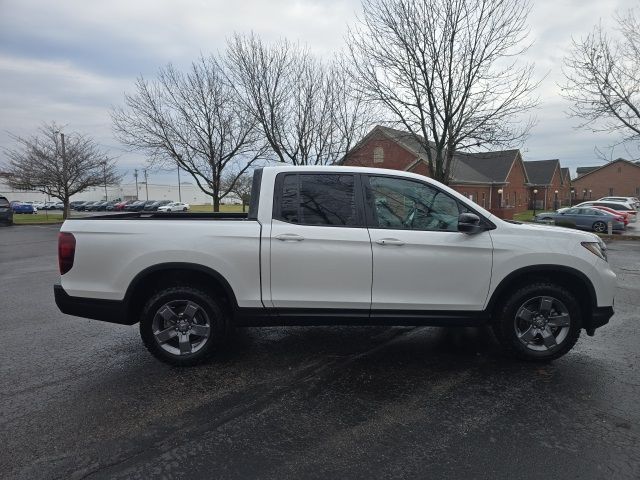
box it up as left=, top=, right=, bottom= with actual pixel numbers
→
left=4, top=0, right=640, bottom=216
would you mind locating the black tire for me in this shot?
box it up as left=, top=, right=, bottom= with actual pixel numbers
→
left=593, top=221, right=607, bottom=233
left=140, top=285, right=229, bottom=366
left=492, top=282, right=582, bottom=362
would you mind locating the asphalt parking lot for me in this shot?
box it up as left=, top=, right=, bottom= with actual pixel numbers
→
left=1, top=226, right=639, bottom=479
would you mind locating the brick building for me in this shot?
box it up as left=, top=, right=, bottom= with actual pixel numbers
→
left=523, top=159, right=571, bottom=210
left=341, top=125, right=553, bottom=218
left=572, top=159, right=640, bottom=201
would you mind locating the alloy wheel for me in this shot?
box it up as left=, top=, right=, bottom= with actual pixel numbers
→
left=513, top=296, right=571, bottom=352
left=152, top=300, right=211, bottom=356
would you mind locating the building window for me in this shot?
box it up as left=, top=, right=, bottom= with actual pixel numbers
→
left=482, top=192, right=486, bottom=208
left=373, top=146, right=384, bottom=164
left=609, top=187, right=614, bottom=196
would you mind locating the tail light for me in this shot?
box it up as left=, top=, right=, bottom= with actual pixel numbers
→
left=58, top=232, right=76, bottom=275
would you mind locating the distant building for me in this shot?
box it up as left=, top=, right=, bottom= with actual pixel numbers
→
left=572, top=158, right=640, bottom=200
left=341, top=125, right=570, bottom=218
left=523, top=159, right=571, bottom=210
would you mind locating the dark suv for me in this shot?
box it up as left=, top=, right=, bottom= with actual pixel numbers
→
left=0, top=196, right=13, bottom=225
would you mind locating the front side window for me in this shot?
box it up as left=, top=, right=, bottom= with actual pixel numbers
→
left=276, top=173, right=358, bottom=226
left=367, top=176, right=463, bottom=231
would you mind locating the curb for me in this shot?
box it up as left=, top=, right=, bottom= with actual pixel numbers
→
left=12, top=222, right=64, bottom=226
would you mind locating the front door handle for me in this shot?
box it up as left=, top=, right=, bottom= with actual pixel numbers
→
left=275, top=233, right=305, bottom=242
left=376, top=238, right=405, bottom=246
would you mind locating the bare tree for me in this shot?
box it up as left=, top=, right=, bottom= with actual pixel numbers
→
left=3, top=123, right=119, bottom=219
left=221, top=170, right=253, bottom=212
left=225, top=33, right=374, bottom=166
left=112, top=55, right=266, bottom=211
left=346, top=0, right=539, bottom=184
left=562, top=9, right=640, bottom=147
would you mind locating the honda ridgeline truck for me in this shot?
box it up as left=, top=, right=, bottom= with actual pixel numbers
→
left=54, top=166, right=616, bottom=365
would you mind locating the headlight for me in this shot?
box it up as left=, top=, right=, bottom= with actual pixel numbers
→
left=582, top=241, right=608, bottom=261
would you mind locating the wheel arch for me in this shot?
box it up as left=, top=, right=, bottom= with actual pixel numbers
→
left=487, top=265, right=597, bottom=323
left=124, top=262, right=239, bottom=324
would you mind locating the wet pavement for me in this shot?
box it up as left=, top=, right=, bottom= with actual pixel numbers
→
left=1, top=226, right=639, bottom=479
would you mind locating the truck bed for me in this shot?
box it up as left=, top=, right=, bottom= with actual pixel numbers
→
left=78, top=212, right=249, bottom=220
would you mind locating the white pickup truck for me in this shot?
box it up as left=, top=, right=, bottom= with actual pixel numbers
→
left=55, top=166, right=616, bottom=365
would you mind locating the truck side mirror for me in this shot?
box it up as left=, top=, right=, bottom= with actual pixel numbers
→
left=458, top=212, right=484, bottom=234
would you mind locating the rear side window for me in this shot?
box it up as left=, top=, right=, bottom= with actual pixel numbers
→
left=0, top=197, right=9, bottom=207
left=275, top=173, right=359, bottom=226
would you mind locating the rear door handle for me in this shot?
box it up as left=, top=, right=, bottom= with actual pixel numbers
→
left=375, top=238, right=405, bottom=246
left=275, top=233, right=305, bottom=242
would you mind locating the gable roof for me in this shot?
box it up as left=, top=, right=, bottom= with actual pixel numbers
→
left=365, top=125, right=521, bottom=184
left=574, top=158, right=640, bottom=181
left=523, top=159, right=560, bottom=185
left=561, top=167, right=571, bottom=184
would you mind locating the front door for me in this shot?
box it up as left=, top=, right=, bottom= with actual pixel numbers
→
left=269, top=172, right=372, bottom=310
left=364, top=175, right=493, bottom=311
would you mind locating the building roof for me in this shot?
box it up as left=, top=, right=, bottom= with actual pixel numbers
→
left=574, top=158, right=640, bottom=181
left=576, top=166, right=599, bottom=176
left=523, top=159, right=560, bottom=186
left=561, top=167, right=571, bottom=183
left=371, top=125, right=520, bottom=184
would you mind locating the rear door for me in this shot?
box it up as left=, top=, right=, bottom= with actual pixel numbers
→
left=364, top=174, right=493, bottom=311
left=269, top=172, right=373, bottom=310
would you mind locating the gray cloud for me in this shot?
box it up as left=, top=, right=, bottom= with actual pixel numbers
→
left=0, top=0, right=638, bottom=183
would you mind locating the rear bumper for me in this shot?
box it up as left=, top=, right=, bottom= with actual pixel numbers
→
left=54, top=284, right=133, bottom=325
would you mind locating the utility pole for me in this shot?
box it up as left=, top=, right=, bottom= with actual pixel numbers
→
left=144, top=169, right=149, bottom=200
left=177, top=165, right=182, bottom=202
left=134, top=169, right=139, bottom=200
left=60, top=132, right=68, bottom=219
left=103, top=162, right=108, bottom=201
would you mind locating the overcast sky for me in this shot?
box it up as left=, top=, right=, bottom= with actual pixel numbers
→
left=1, top=0, right=638, bottom=184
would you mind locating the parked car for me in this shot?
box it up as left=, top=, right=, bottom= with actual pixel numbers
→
left=535, top=207, right=625, bottom=233
left=32, top=201, right=46, bottom=210
left=10, top=201, right=36, bottom=214
left=575, top=201, right=638, bottom=223
left=157, top=202, right=190, bottom=212
left=74, top=201, right=95, bottom=211
left=0, top=196, right=13, bottom=225
left=144, top=200, right=172, bottom=211
left=88, top=201, right=108, bottom=211
left=107, top=200, right=134, bottom=211
left=591, top=205, right=630, bottom=226
left=598, top=196, right=640, bottom=208
left=69, top=201, right=85, bottom=210
left=126, top=200, right=152, bottom=212
left=55, top=165, right=616, bottom=366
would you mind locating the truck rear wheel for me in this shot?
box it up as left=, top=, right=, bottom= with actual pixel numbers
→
left=493, top=282, right=582, bottom=361
left=140, top=285, right=229, bottom=366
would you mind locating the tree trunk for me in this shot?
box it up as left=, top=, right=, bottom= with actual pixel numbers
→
left=213, top=196, right=220, bottom=212
left=242, top=202, right=246, bottom=212
left=63, top=198, right=70, bottom=220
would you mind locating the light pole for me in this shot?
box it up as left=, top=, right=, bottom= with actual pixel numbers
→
left=554, top=190, right=559, bottom=210
left=134, top=169, right=139, bottom=200
left=589, top=189, right=592, bottom=200
left=177, top=165, right=182, bottom=202
left=570, top=188, right=575, bottom=206
left=144, top=169, right=149, bottom=200
left=582, top=189, right=587, bottom=201
left=533, top=189, right=538, bottom=216
left=497, top=188, right=503, bottom=208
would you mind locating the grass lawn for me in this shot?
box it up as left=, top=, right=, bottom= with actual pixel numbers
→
left=513, top=210, right=535, bottom=222
left=189, top=204, right=246, bottom=213
left=13, top=213, right=64, bottom=224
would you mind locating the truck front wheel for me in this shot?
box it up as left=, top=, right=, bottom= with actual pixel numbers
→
left=140, top=285, right=229, bottom=366
left=493, top=282, right=582, bottom=361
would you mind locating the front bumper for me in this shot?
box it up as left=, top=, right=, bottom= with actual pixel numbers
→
left=584, top=306, right=614, bottom=336
left=54, top=284, right=132, bottom=325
